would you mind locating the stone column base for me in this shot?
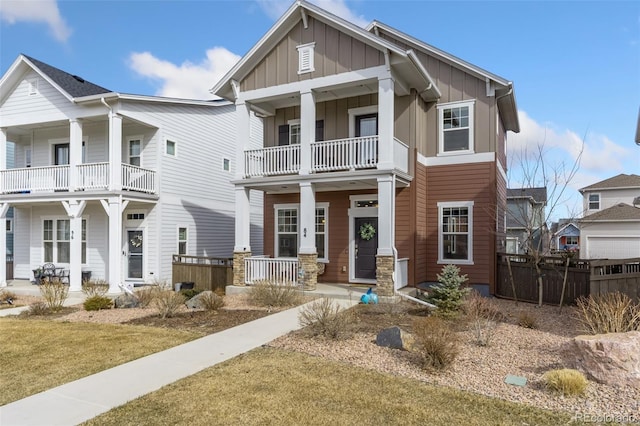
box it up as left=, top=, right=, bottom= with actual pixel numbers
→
left=298, top=252, right=318, bottom=291
left=376, top=255, right=395, bottom=297
left=233, top=251, right=251, bottom=287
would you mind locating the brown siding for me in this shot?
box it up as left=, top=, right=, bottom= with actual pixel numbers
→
left=414, top=158, right=428, bottom=283
left=241, top=16, right=385, bottom=92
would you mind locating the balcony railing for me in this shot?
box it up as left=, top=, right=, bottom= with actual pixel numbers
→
left=244, top=257, right=299, bottom=286
left=312, top=136, right=378, bottom=172
left=244, top=145, right=300, bottom=178
left=0, top=163, right=157, bottom=195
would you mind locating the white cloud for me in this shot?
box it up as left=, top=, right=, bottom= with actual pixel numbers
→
left=256, top=0, right=369, bottom=28
left=128, top=48, right=240, bottom=100
left=0, top=0, right=71, bottom=42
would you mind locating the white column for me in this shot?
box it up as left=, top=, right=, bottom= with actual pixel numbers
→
left=107, top=199, right=123, bottom=293
left=108, top=114, right=123, bottom=191
left=0, top=130, right=7, bottom=287
left=377, top=175, right=395, bottom=256
left=298, top=182, right=316, bottom=254
left=69, top=119, right=83, bottom=191
left=69, top=214, right=83, bottom=291
left=377, top=77, right=395, bottom=170
left=234, top=187, right=251, bottom=252
left=299, top=90, right=315, bottom=175
left=235, top=101, right=251, bottom=180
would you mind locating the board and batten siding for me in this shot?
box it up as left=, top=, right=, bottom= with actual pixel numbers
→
left=241, top=16, right=385, bottom=92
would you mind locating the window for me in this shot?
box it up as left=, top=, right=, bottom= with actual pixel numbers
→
left=165, top=139, right=177, bottom=156
left=315, top=207, right=327, bottom=261
left=223, top=158, right=230, bottom=171
left=127, top=213, right=145, bottom=220
left=438, top=201, right=474, bottom=264
left=565, top=236, right=579, bottom=245
left=297, top=42, right=315, bottom=74
left=438, top=100, right=475, bottom=154
left=289, top=120, right=301, bottom=145
left=276, top=208, right=298, bottom=257
left=6, top=219, right=13, bottom=233
left=178, top=227, right=187, bottom=255
left=588, top=193, right=600, bottom=210
left=43, top=219, right=87, bottom=264
left=506, top=237, right=519, bottom=254
left=128, top=138, right=141, bottom=167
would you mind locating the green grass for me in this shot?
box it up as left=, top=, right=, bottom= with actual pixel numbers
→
left=84, top=348, right=572, bottom=426
left=0, top=318, right=200, bottom=405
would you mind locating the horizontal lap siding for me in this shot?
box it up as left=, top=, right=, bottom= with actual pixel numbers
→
left=415, top=161, right=428, bottom=283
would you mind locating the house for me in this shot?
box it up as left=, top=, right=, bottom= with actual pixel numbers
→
left=579, top=174, right=640, bottom=259
left=505, top=187, right=548, bottom=254
left=550, top=219, right=580, bottom=254
left=0, top=55, right=264, bottom=293
left=212, top=1, right=519, bottom=296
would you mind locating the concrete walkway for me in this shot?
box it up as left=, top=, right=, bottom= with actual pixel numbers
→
left=0, top=284, right=363, bottom=426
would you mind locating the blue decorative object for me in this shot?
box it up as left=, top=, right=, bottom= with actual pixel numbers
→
left=360, top=288, right=379, bottom=304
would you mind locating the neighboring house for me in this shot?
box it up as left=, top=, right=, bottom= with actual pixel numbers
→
left=0, top=55, right=264, bottom=292
left=550, top=219, right=580, bottom=254
left=579, top=174, right=640, bottom=259
left=505, top=187, right=548, bottom=254
left=212, top=1, right=519, bottom=296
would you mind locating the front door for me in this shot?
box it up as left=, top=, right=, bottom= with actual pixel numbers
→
left=354, top=217, right=378, bottom=280
left=127, top=230, right=143, bottom=279
left=54, top=143, right=69, bottom=165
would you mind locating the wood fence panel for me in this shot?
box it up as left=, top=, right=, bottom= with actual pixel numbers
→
left=590, top=258, right=640, bottom=302
left=172, top=255, right=233, bottom=293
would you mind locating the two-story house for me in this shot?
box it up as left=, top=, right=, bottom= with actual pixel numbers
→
left=505, top=187, right=548, bottom=254
left=550, top=218, right=580, bottom=254
left=213, top=1, right=519, bottom=296
left=0, top=55, right=263, bottom=292
left=579, top=173, right=640, bottom=259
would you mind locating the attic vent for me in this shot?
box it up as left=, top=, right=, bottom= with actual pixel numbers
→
left=72, top=75, right=85, bottom=83
left=297, top=42, right=315, bottom=74
left=28, top=78, right=39, bottom=95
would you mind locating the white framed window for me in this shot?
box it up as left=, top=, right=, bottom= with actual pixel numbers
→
left=25, top=148, right=32, bottom=167
left=127, top=136, right=142, bottom=167
left=288, top=119, right=301, bottom=145
left=438, top=100, right=475, bottom=155
left=223, top=158, right=231, bottom=172
left=126, top=213, right=145, bottom=221
left=28, top=78, right=39, bottom=95
left=6, top=219, right=13, bottom=233
left=588, top=193, right=600, bottom=210
left=297, top=42, right=315, bottom=74
left=438, top=201, right=474, bottom=264
left=274, top=203, right=329, bottom=261
left=43, top=218, right=87, bottom=264
left=315, top=206, right=328, bottom=261
left=506, top=237, right=518, bottom=254
left=565, top=236, right=579, bottom=245
left=165, top=139, right=177, bottom=157
left=177, top=227, right=188, bottom=255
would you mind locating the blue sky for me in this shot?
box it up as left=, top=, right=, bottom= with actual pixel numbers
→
left=0, top=0, right=638, bottom=220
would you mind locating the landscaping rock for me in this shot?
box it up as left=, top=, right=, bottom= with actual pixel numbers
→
left=376, top=326, right=415, bottom=351
left=114, top=293, right=139, bottom=309
left=186, top=291, right=213, bottom=309
left=567, top=331, right=640, bottom=389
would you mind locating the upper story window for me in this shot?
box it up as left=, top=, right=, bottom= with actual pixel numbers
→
left=223, top=158, right=230, bottom=171
left=297, top=42, right=315, bottom=74
left=588, top=193, right=600, bottom=210
left=289, top=120, right=301, bottom=145
left=178, top=227, right=188, bottom=255
left=165, top=139, right=177, bottom=157
left=128, top=137, right=142, bottom=167
left=438, top=100, right=475, bottom=155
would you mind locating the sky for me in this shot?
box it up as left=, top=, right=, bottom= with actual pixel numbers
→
left=0, top=0, right=638, bottom=221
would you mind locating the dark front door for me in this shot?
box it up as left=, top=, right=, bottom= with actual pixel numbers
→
left=54, top=144, right=69, bottom=165
left=355, top=217, right=378, bottom=280
left=127, top=230, right=143, bottom=279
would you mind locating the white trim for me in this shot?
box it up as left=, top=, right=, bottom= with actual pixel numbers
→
left=587, top=192, right=600, bottom=211
left=125, top=227, right=145, bottom=281
left=222, top=157, right=231, bottom=172
left=273, top=202, right=329, bottom=262
left=48, top=137, right=68, bottom=165
left=422, top=151, right=495, bottom=167
left=288, top=119, right=301, bottom=145
left=437, top=201, right=474, bottom=265
left=348, top=194, right=378, bottom=284
left=41, top=216, right=88, bottom=266
left=438, top=100, right=475, bottom=156
left=348, top=105, right=378, bottom=138
left=297, top=42, right=315, bottom=74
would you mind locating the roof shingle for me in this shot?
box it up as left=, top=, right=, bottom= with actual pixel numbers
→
left=581, top=203, right=640, bottom=222
left=507, top=187, right=547, bottom=203
left=579, top=174, right=640, bottom=192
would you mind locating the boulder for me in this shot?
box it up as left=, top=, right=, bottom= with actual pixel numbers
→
left=376, top=326, right=415, bottom=351
left=566, top=331, right=640, bottom=389
left=185, top=291, right=212, bottom=309
left=114, top=293, right=139, bottom=309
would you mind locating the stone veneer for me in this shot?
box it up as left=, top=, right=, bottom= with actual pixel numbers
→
left=232, top=251, right=251, bottom=287
left=298, top=253, right=318, bottom=291
left=376, top=255, right=395, bottom=297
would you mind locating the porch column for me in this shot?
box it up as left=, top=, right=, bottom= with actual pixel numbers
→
left=235, top=101, right=251, bottom=179
left=376, top=175, right=396, bottom=296
left=299, top=90, right=315, bottom=175
left=69, top=119, right=83, bottom=192
left=233, top=187, right=251, bottom=286
left=0, top=129, right=6, bottom=287
left=64, top=200, right=87, bottom=292
left=298, top=182, right=317, bottom=290
left=107, top=199, right=123, bottom=293
left=377, top=76, right=395, bottom=171
left=108, top=114, right=123, bottom=191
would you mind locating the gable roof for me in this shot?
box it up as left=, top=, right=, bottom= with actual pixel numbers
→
left=581, top=203, right=640, bottom=222
left=551, top=221, right=580, bottom=235
left=579, top=174, right=640, bottom=192
left=507, top=187, right=547, bottom=204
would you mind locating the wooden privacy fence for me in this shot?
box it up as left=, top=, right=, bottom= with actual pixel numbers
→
left=172, top=255, right=233, bottom=293
left=590, top=258, right=640, bottom=301
left=496, top=253, right=590, bottom=305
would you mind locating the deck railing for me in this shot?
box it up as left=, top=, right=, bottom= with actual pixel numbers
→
left=393, top=138, right=409, bottom=173
left=312, top=136, right=378, bottom=172
left=0, top=165, right=69, bottom=193
left=244, top=257, right=299, bottom=286
left=121, top=164, right=157, bottom=193
left=244, top=145, right=300, bottom=177
left=78, top=162, right=109, bottom=190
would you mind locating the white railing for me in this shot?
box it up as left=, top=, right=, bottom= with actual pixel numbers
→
left=77, top=162, right=109, bottom=190
left=122, top=164, right=157, bottom=193
left=312, top=136, right=378, bottom=172
left=245, top=257, right=299, bottom=286
left=244, top=145, right=300, bottom=177
left=393, top=138, right=409, bottom=173
left=0, top=165, right=69, bottom=193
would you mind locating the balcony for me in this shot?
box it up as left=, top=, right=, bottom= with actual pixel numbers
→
left=0, top=163, right=158, bottom=195
left=243, top=136, right=408, bottom=178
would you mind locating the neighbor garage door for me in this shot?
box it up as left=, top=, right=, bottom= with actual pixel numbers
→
left=587, top=236, right=640, bottom=259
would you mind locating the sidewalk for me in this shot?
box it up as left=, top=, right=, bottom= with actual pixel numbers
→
left=0, top=286, right=361, bottom=426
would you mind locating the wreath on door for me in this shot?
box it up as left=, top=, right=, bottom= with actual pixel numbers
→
left=130, top=234, right=143, bottom=248
left=359, top=223, right=376, bottom=241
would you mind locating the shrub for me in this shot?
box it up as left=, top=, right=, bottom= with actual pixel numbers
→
left=180, top=289, right=202, bottom=300
left=83, top=295, right=113, bottom=311
left=575, top=292, right=640, bottom=334
left=38, top=280, right=69, bottom=312
left=463, top=291, right=501, bottom=346
left=413, top=316, right=459, bottom=371
left=152, top=290, right=186, bottom=319
left=427, top=264, right=470, bottom=318
left=249, top=281, right=302, bottom=308
left=82, top=280, right=109, bottom=297
left=543, top=369, right=588, bottom=396
left=199, top=292, right=225, bottom=312
left=518, top=312, right=538, bottom=329
left=26, top=301, right=49, bottom=316
left=298, top=298, right=353, bottom=339
left=0, top=289, right=17, bottom=304
left=134, top=286, right=157, bottom=308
